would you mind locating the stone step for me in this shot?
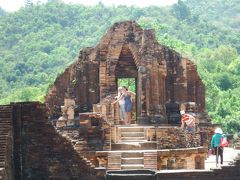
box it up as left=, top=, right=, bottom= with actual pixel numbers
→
left=0, top=117, right=11, bottom=120
left=0, top=128, right=10, bottom=131
left=121, top=164, right=144, bottom=170
left=122, top=157, right=144, bottom=164
left=0, top=128, right=10, bottom=130
left=107, top=165, right=121, bottom=170
left=119, top=127, right=144, bottom=133
left=0, top=106, right=12, bottom=110
left=120, top=132, right=145, bottom=137
left=120, top=137, right=145, bottom=141
left=121, top=152, right=143, bottom=158
left=0, top=122, right=11, bottom=124
left=112, top=142, right=156, bottom=150
left=0, top=131, right=10, bottom=134
left=108, top=158, right=121, bottom=164
left=143, top=152, right=157, bottom=170
left=0, top=162, right=5, bottom=168
left=0, top=113, right=12, bottom=118
left=0, top=126, right=10, bottom=128
left=0, top=134, right=8, bottom=136
left=108, top=152, right=121, bottom=170
left=0, top=123, right=11, bottom=126
left=119, top=140, right=147, bottom=143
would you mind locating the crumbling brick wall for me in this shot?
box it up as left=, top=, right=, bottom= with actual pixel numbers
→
left=11, top=102, right=100, bottom=180
left=0, top=105, right=13, bottom=180
left=45, top=21, right=207, bottom=124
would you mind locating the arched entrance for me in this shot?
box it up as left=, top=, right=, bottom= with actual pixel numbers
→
left=115, top=44, right=138, bottom=123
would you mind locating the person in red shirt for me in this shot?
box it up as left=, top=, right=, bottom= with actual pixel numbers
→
left=180, top=110, right=196, bottom=133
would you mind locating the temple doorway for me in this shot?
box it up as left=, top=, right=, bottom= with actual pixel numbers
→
left=115, top=45, right=138, bottom=124
left=117, top=78, right=136, bottom=123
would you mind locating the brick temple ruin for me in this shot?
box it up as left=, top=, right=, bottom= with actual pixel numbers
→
left=1, top=21, right=240, bottom=180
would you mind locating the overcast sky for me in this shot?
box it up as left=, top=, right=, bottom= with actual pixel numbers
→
left=0, top=0, right=178, bottom=12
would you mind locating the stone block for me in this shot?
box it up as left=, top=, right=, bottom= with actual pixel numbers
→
left=56, top=119, right=67, bottom=127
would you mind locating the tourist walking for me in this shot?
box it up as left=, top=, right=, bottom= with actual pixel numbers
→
left=210, top=127, right=225, bottom=166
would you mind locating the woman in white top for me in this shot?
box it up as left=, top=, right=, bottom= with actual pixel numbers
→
left=112, top=87, right=126, bottom=122
left=112, top=86, right=135, bottom=124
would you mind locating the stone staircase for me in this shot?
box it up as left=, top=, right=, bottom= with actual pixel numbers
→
left=120, top=127, right=145, bottom=142
left=112, top=126, right=157, bottom=150
left=109, top=126, right=157, bottom=170
left=121, top=152, right=144, bottom=170
left=108, top=152, right=121, bottom=170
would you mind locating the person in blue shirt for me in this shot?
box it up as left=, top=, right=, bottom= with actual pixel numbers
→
left=122, top=86, right=135, bottom=124
left=112, top=86, right=135, bottom=125
left=210, top=127, right=224, bottom=166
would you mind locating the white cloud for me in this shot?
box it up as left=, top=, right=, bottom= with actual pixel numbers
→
left=0, top=0, right=178, bottom=12
left=0, top=0, right=25, bottom=12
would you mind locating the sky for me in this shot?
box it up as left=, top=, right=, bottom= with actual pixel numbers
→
left=0, top=0, right=178, bottom=12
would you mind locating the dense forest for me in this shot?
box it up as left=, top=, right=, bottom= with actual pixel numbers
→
left=0, top=0, right=239, bottom=135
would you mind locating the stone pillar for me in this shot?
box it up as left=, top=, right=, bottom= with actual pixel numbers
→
left=137, top=66, right=149, bottom=124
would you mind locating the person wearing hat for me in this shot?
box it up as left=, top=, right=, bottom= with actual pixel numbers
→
left=210, top=127, right=224, bottom=166
left=180, top=110, right=196, bottom=133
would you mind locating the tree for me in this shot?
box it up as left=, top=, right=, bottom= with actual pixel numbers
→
left=24, top=0, right=34, bottom=7
left=172, top=0, right=191, bottom=21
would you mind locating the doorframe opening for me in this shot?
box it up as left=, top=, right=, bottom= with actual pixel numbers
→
left=117, top=78, right=137, bottom=123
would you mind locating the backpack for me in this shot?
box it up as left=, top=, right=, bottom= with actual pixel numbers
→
left=220, top=135, right=229, bottom=147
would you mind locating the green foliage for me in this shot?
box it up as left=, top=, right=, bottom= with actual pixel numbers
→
left=117, top=78, right=135, bottom=92
left=171, top=0, right=191, bottom=21
left=0, top=1, right=240, bottom=133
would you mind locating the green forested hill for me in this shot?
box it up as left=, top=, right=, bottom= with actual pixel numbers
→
left=186, top=0, right=240, bottom=33
left=0, top=0, right=239, bottom=134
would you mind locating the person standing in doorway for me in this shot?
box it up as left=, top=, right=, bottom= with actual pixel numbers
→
left=112, top=87, right=126, bottom=123
left=122, top=86, right=135, bottom=124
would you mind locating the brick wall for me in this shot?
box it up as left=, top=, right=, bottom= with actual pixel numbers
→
left=157, top=148, right=206, bottom=170
left=0, top=105, right=13, bottom=180
left=45, top=21, right=208, bottom=125
left=156, top=127, right=201, bottom=149
left=11, top=102, right=100, bottom=180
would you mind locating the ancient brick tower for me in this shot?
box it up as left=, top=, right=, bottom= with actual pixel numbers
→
left=45, top=21, right=208, bottom=125
left=2, top=21, right=240, bottom=180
